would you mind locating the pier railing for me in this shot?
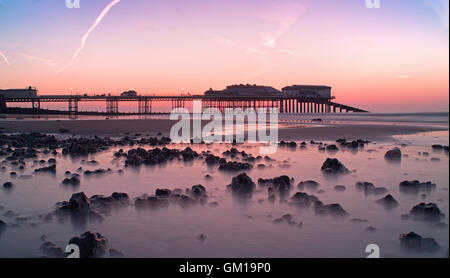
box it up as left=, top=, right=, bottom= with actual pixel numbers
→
left=1, top=95, right=368, bottom=115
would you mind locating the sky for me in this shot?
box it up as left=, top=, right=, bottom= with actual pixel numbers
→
left=0, top=0, right=449, bottom=112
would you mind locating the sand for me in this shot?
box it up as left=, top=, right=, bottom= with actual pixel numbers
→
left=0, top=118, right=447, bottom=141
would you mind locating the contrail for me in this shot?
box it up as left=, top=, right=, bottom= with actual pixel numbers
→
left=58, top=0, right=121, bottom=73
left=0, top=50, right=10, bottom=66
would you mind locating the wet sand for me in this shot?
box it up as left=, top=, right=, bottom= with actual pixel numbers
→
left=0, top=118, right=447, bottom=141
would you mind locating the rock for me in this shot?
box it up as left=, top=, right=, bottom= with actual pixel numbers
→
left=334, top=185, right=346, bottom=192
left=191, top=184, right=206, bottom=198
left=399, top=232, right=440, bottom=252
left=228, top=173, right=255, bottom=196
left=2, top=182, right=13, bottom=189
left=297, top=180, right=320, bottom=191
left=68, top=231, right=108, bottom=258
left=384, top=148, right=402, bottom=160
left=67, top=192, right=91, bottom=214
left=365, top=226, right=377, bottom=232
left=155, top=189, right=171, bottom=198
left=376, top=194, right=399, bottom=209
left=258, top=176, right=292, bottom=193
left=198, top=233, right=207, bottom=241
left=61, top=176, right=80, bottom=186
left=290, top=192, right=319, bottom=207
left=356, top=182, right=387, bottom=195
left=326, top=144, right=339, bottom=151
left=0, top=219, right=6, bottom=233
left=273, top=214, right=296, bottom=225
left=219, top=160, right=252, bottom=171
left=34, top=165, right=56, bottom=174
left=321, top=158, right=349, bottom=174
left=40, top=241, right=65, bottom=258
left=205, top=154, right=221, bottom=165
left=314, top=201, right=348, bottom=216
left=109, top=248, right=125, bottom=258
left=408, top=203, right=445, bottom=222
left=399, top=180, right=436, bottom=194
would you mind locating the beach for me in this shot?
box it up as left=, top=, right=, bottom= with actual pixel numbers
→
left=0, top=113, right=449, bottom=258
left=1, top=115, right=448, bottom=142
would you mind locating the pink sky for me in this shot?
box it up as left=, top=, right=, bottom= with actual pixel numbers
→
left=0, top=0, right=448, bottom=112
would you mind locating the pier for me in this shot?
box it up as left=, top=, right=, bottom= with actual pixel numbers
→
left=0, top=94, right=368, bottom=115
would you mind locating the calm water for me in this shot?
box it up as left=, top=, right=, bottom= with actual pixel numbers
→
left=0, top=130, right=448, bottom=258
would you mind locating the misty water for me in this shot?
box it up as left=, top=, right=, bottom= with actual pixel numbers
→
left=0, top=129, right=448, bottom=258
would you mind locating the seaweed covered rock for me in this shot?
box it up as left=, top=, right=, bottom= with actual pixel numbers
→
left=228, top=173, right=255, bottom=196
left=375, top=194, right=399, bottom=209
left=406, top=203, right=445, bottom=222
left=321, top=158, right=349, bottom=174
left=68, top=231, right=108, bottom=258
left=384, top=147, right=402, bottom=160
left=258, top=175, right=293, bottom=193
left=289, top=192, right=319, bottom=207
left=399, top=180, right=436, bottom=194
left=355, top=182, right=387, bottom=195
left=314, top=201, right=348, bottom=216
left=399, top=232, right=440, bottom=252
left=297, top=180, right=320, bottom=191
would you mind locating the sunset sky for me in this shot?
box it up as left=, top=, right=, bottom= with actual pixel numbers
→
left=0, top=0, right=448, bottom=112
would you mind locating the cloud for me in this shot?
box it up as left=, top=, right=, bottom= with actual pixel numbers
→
left=18, top=53, right=57, bottom=67
left=58, top=0, right=121, bottom=73
left=0, top=49, right=10, bottom=66
left=258, top=1, right=305, bottom=48
left=424, top=0, right=449, bottom=28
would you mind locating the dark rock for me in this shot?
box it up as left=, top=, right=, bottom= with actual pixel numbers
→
left=0, top=219, right=6, bottom=233
left=326, top=144, right=339, bottom=151
left=321, top=158, right=349, bottom=174
left=155, top=189, right=171, bottom=198
left=258, top=176, right=292, bottom=193
left=356, top=182, right=387, bottom=195
left=399, top=180, right=436, bottom=194
left=290, top=192, right=319, bottom=207
left=2, top=182, right=13, bottom=189
left=219, top=160, right=252, bottom=171
left=399, top=232, right=440, bottom=252
left=365, top=226, right=377, bottom=232
left=228, top=173, right=255, bottom=196
left=297, top=180, right=320, bottom=191
left=376, top=194, right=399, bottom=209
left=384, top=148, right=402, bottom=160
left=334, top=185, right=346, bottom=192
left=408, top=203, right=445, bottom=222
left=205, top=154, right=221, bottom=165
left=34, top=165, right=56, bottom=174
left=61, top=176, right=80, bottom=186
left=314, top=201, right=348, bottom=216
left=68, top=231, right=108, bottom=258
left=191, top=184, right=206, bottom=198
